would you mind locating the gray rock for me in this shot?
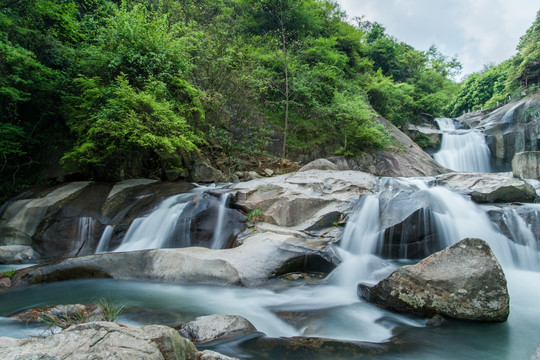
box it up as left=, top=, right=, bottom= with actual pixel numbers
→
left=233, top=170, right=376, bottom=231
left=299, top=159, right=339, bottom=172
left=0, top=322, right=200, bottom=360
left=190, top=161, right=223, bottom=183
left=0, top=245, right=37, bottom=264
left=243, top=171, right=262, bottom=181
left=358, top=238, right=510, bottom=322
left=530, top=343, right=540, bottom=360
left=107, top=179, right=158, bottom=200
left=200, top=350, right=240, bottom=360
left=11, top=230, right=339, bottom=287
left=178, top=314, right=257, bottom=343
left=436, top=172, right=536, bottom=203
left=512, top=151, right=540, bottom=179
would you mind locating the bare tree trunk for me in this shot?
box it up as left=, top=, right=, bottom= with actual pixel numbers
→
left=280, top=20, right=289, bottom=161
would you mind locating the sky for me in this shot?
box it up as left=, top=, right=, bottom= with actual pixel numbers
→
left=336, top=0, right=539, bottom=79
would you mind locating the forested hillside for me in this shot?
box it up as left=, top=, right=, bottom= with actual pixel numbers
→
left=0, top=0, right=535, bottom=200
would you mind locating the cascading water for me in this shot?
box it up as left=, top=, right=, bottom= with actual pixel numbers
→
left=75, top=217, right=96, bottom=254
left=210, top=193, right=232, bottom=249
left=113, top=193, right=193, bottom=252
left=95, top=225, right=114, bottom=253
left=433, top=118, right=492, bottom=172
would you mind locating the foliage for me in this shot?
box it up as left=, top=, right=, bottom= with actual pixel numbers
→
left=247, top=208, right=263, bottom=223
left=96, top=298, right=125, bottom=322
left=0, top=268, right=16, bottom=278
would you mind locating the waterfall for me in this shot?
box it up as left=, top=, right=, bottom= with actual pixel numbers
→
left=113, top=193, right=192, bottom=252
left=433, top=118, right=492, bottom=172
left=95, top=225, right=114, bottom=253
left=210, top=193, right=232, bottom=249
left=339, top=178, right=540, bottom=272
left=75, top=217, right=96, bottom=254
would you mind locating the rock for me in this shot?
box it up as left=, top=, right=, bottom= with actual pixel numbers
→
left=107, top=179, right=158, bottom=200
left=17, top=304, right=103, bottom=324
left=358, top=238, right=510, bottom=322
left=0, top=322, right=200, bottom=360
left=512, top=151, right=540, bottom=179
left=233, top=170, right=376, bottom=231
left=199, top=350, right=240, bottom=360
left=190, top=161, right=223, bottom=183
left=530, top=343, right=540, bottom=360
left=243, top=171, right=262, bottom=181
left=0, top=245, right=37, bottom=264
left=263, top=168, right=274, bottom=176
left=0, top=277, right=11, bottom=288
left=0, top=182, right=92, bottom=249
left=426, top=314, right=448, bottom=327
left=178, top=314, right=258, bottom=343
left=298, top=158, right=339, bottom=172
left=11, top=230, right=339, bottom=287
left=436, top=172, right=536, bottom=203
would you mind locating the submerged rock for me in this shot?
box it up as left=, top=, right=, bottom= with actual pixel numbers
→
left=358, top=238, right=510, bottom=322
left=0, top=322, right=200, bottom=360
left=178, top=314, right=258, bottom=343
left=435, top=172, right=536, bottom=203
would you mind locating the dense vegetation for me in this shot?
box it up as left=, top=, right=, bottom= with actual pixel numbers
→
left=449, top=10, right=540, bottom=116
left=1, top=0, right=534, bottom=200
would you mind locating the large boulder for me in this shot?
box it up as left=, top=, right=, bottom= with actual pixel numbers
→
left=178, top=315, right=258, bottom=343
left=232, top=170, right=376, bottom=231
left=358, top=238, right=510, bottom=321
left=298, top=158, right=339, bottom=172
left=436, top=172, right=536, bottom=203
left=0, top=322, right=200, bottom=360
left=189, top=161, right=223, bottom=183
left=512, top=151, right=540, bottom=179
left=11, top=229, right=339, bottom=287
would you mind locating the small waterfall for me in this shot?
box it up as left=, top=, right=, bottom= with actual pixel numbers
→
left=95, top=225, right=114, bottom=253
left=210, top=193, right=232, bottom=249
left=113, top=193, right=192, bottom=252
left=433, top=118, right=492, bottom=172
left=75, top=217, right=96, bottom=254
left=339, top=179, right=540, bottom=272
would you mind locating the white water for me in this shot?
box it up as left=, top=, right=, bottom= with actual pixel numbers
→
left=75, top=217, right=96, bottom=253
left=113, top=194, right=192, bottom=252
left=95, top=225, right=114, bottom=253
left=434, top=118, right=492, bottom=172
left=210, top=193, right=232, bottom=249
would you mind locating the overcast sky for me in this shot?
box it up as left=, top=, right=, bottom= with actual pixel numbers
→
left=336, top=0, right=539, bottom=79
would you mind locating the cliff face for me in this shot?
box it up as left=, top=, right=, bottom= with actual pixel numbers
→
left=458, top=93, right=540, bottom=171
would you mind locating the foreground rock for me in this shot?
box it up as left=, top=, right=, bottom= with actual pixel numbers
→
left=358, top=238, right=509, bottom=321
left=178, top=315, right=258, bottom=343
left=513, top=151, right=540, bottom=180
left=436, top=172, right=536, bottom=203
left=0, top=322, right=200, bottom=360
left=530, top=343, right=540, bottom=360
left=11, top=230, right=338, bottom=287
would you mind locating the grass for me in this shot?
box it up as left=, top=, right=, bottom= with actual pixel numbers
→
left=247, top=209, right=263, bottom=223
left=96, top=298, right=126, bottom=322
left=0, top=268, right=16, bottom=279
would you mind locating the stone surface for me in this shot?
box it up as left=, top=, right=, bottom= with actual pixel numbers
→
left=232, top=169, right=376, bottom=231
left=459, top=94, right=540, bottom=171
left=530, top=343, right=540, bottom=360
left=11, top=230, right=339, bottom=287
left=298, top=158, right=339, bottom=172
left=178, top=314, right=257, bottom=343
left=200, top=350, right=240, bottom=360
left=512, top=151, right=540, bottom=179
left=190, top=161, right=223, bottom=183
left=0, top=245, right=37, bottom=264
left=436, top=172, right=536, bottom=203
left=358, top=238, right=510, bottom=321
left=0, top=322, right=200, bottom=360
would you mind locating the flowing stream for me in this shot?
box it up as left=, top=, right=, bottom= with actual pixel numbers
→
left=433, top=118, right=492, bottom=172
left=0, top=178, right=539, bottom=359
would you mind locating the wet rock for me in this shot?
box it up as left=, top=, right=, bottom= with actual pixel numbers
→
left=178, top=315, right=258, bottom=343
left=190, top=161, right=223, bottom=183
left=11, top=230, right=339, bottom=287
left=0, top=322, right=200, bottom=360
left=436, top=172, right=536, bottom=203
left=426, top=314, right=448, bottom=327
left=358, top=238, right=509, bottom=322
left=512, top=151, right=540, bottom=179
left=298, top=159, right=339, bottom=172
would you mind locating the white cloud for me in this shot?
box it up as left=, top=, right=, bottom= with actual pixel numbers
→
left=336, top=0, right=538, bottom=78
